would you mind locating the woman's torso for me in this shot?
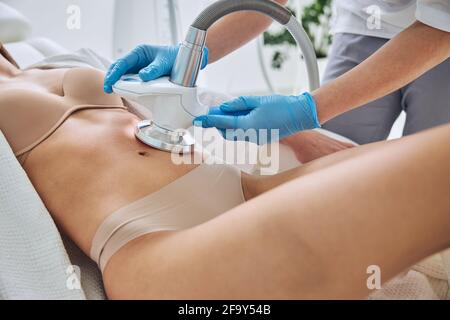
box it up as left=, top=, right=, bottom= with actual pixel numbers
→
left=0, top=67, right=199, bottom=254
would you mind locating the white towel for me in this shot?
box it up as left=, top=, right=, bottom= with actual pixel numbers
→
left=0, top=132, right=88, bottom=299
left=27, top=47, right=111, bottom=71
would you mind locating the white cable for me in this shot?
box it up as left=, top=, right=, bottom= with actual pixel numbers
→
left=257, top=36, right=276, bottom=94
left=167, top=0, right=182, bottom=45
left=256, top=0, right=310, bottom=95
left=293, top=0, right=304, bottom=94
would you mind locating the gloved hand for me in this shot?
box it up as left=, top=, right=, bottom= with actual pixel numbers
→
left=194, top=93, right=321, bottom=145
left=104, top=44, right=209, bottom=93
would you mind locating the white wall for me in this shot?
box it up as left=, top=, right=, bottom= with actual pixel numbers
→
left=193, top=0, right=317, bottom=95
left=112, top=0, right=189, bottom=59
left=2, top=0, right=116, bottom=58
left=1, top=0, right=204, bottom=60
left=2, top=0, right=316, bottom=96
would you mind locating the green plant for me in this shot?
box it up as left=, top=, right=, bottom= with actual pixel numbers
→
left=263, top=0, right=333, bottom=69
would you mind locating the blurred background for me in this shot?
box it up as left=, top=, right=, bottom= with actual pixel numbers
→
left=1, top=0, right=329, bottom=95
left=1, top=0, right=405, bottom=137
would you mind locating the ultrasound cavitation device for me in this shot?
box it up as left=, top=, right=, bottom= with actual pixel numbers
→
left=113, top=0, right=320, bottom=154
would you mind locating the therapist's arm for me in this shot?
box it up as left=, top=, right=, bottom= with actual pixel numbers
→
left=206, top=0, right=288, bottom=63
left=314, top=21, right=450, bottom=123
left=205, top=0, right=357, bottom=163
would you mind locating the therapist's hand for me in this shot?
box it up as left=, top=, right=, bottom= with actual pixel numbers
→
left=194, top=93, right=321, bottom=145
left=282, top=131, right=356, bottom=163
left=103, top=44, right=209, bottom=93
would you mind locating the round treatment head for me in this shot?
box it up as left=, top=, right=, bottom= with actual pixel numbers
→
left=135, top=120, right=195, bottom=154
left=113, top=76, right=207, bottom=154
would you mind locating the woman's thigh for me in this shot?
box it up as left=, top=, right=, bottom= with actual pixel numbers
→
left=103, top=124, right=450, bottom=300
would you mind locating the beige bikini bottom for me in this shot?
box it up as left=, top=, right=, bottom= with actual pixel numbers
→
left=90, top=163, right=246, bottom=273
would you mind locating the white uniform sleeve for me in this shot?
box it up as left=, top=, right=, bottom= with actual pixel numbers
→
left=416, top=0, right=450, bottom=32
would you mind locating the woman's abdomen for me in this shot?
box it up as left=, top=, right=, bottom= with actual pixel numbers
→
left=23, top=108, right=198, bottom=255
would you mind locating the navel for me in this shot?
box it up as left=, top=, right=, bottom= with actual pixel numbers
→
left=138, top=151, right=151, bottom=157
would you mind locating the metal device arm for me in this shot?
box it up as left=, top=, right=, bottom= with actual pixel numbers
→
left=170, top=0, right=320, bottom=91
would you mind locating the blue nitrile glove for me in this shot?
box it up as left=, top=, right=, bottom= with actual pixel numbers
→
left=104, top=44, right=209, bottom=93
left=194, top=93, right=321, bottom=145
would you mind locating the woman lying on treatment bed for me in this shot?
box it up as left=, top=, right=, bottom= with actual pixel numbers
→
left=1, top=38, right=450, bottom=300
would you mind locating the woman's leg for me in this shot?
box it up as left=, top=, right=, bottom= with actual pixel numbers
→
left=245, top=136, right=398, bottom=198
left=104, top=124, right=450, bottom=300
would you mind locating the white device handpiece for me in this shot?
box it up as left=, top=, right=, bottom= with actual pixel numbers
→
left=113, top=76, right=208, bottom=131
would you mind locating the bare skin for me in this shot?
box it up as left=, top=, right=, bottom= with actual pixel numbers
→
left=102, top=18, right=450, bottom=298
left=104, top=123, right=450, bottom=299
left=83, top=12, right=450, bottom=299
left=0, top=53, right=308, bottom=266
left=0, top=56, right=250, bottom=255
left=281, top=130, right=356, bottom=163
left=1, top=53, right=449, bottom=299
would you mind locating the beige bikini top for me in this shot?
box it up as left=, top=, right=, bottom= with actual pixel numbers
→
left=9, top=103, right=128, bottom=165
left=0, top=43, right=127, bottom=165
